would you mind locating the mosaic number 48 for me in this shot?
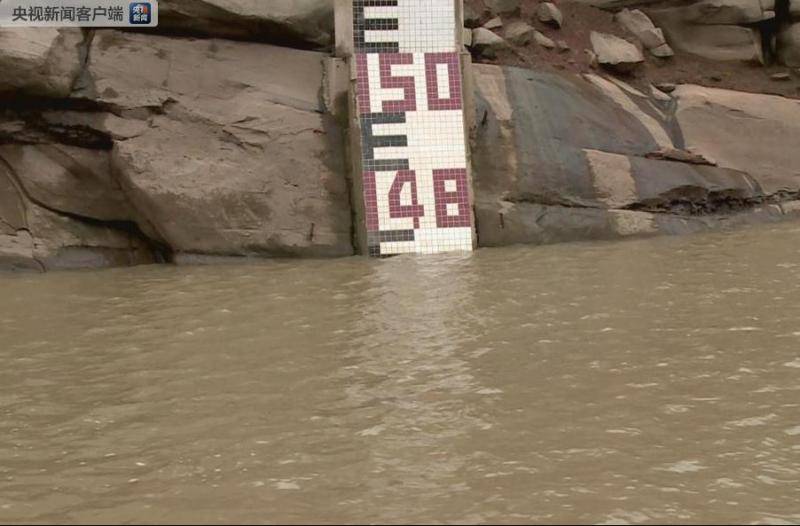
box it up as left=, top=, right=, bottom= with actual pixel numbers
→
left=352, top=0, right=474, bottom=256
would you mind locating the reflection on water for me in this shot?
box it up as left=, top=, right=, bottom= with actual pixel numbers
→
left=1, top=222, right=800, bottom=524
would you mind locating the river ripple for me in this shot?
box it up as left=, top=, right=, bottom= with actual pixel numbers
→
left=1, top=223, right=800, bottom=524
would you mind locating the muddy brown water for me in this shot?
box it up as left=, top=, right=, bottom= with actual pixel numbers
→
left=1, top=223, right=800, bottom=524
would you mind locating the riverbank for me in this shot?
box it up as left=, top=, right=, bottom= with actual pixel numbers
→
left=2, top=1, right=800, bottom=271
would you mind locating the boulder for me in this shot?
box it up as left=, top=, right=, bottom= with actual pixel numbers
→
left=590, top=31, right=644, bottom=72
left=650, top=43, right=675, bottom=57
left=504, top=21, right=537, bottom=45
left=615, top=9, right=667, bottom=50
left=585, top=48, right=599, bottom=66
left=156, top=0, right=334, bottom=49
left=0, top=28, right=84, bottom=97
left=111, top=111, right=353, bottom=259
left=534, top=31, right=557, bottom=49
left=537, top=3, right=564, bottom=28
left=76, top=31, right=352, bottom=259
left=646, top=9, right=764, bottom=62
left=472, top=27, right=509, bottom=57
left=778, top=23, right=800, bottom=67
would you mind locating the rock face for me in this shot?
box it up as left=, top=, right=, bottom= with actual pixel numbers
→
left=0, top=152, right=155, bottom=271
left=0, top=28, right=84, bottom=97
left=671, top=85, right=800, bottom=194
left=157, top=0, right=334, bottom=49
left=470, top=64, right=800, bottom=247
left=0, top=28, right=354, bottom=270
left=0, top=145, right=133, bottom=222
left=86, top=32, right=353, bottom=259
left=590, top=31, right=645, bottom=72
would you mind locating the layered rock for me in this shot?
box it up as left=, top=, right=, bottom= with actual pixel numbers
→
left=84, top=31, right=353, bottom=259
left=0, top=152, right=154, bottom=271
left=0, top=144, right=133, bottom=222
left=1, top=29, right=354, bottom=270
left=470, top=64, right=800, bottom=247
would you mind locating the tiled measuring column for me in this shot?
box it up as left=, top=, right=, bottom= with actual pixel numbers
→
left=352, top=0, right=475, bottom=256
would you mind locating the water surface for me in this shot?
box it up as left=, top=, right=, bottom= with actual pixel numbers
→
left=1, top=224, right=800, bottom=524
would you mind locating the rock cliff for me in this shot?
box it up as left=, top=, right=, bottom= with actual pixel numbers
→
left=1, top=0, right=799, bottom=270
